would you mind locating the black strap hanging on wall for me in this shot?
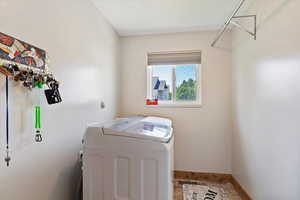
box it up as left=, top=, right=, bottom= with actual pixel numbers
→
left=5, top=76, right=11, bottom=166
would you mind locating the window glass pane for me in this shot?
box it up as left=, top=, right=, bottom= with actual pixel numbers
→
left=151, top=65, right=172, bottom=101
left=175, top=64, right=197, bottom=101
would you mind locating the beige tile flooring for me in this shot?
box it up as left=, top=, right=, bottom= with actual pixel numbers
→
left=174, top=179, right=242, bottom=200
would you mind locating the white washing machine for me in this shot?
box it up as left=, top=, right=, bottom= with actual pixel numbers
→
left=83, top=116, right=174, bottom=200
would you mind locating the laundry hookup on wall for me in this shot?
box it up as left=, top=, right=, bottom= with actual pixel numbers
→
left=0, top=31, right=62, bottom=166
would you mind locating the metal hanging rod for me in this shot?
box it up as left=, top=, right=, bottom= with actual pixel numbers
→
left=211, top=0, right=257, bottom=47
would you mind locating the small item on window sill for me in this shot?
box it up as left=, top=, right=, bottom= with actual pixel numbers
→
left=146, top=99, right=158, bottom=105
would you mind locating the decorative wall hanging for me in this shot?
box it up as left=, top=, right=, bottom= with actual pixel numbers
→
left=0, top=32, right=62, bottom=166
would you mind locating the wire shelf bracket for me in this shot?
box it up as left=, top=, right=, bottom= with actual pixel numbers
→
left=211, top=0, right=257, bottom=47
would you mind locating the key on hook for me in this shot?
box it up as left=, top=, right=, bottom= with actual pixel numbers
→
left=35, top=132, right=42, bottom=142
left=5, top=151, right=11, bottom=167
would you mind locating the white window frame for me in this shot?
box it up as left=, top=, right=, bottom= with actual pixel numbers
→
left=146, top=64, right=202, bottom=108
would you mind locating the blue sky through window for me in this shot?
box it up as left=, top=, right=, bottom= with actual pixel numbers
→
left=152, top=64, right=197, bottom=87
left=175, top=64, right=197, bottom=87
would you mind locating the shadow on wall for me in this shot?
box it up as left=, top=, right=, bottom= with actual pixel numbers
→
left=232, top=0, right=294, bottom=49
left=0, top=76, right=37, bottom=152
left=49, top=160, right=82, bottom=200
left=254, top=0, right=294, bottom=30
left=232, top=120, right=252, bottom=196
left=208, top=0, right=293, bottom=51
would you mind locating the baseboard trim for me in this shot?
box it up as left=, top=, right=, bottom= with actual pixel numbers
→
left=230, top=175, right=252, bottom=200
left=174, top=170, right=232, bottom=183
left=174, top=170, right=252, bottom=200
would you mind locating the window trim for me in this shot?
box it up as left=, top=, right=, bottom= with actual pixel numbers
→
left=146, top=64, right=202, bottom=108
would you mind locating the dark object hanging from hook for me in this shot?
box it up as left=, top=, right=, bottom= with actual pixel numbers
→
left=45, top=88, right=62, bottom=104
left=5, top=76, right=11, bottom=166
left=35, top=132, right=42, bottom=142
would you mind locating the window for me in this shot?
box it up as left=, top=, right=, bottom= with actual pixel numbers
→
left=147, top=51, right=201, bottom=106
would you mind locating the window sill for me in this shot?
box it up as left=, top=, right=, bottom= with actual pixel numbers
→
left=145, top=102, right=202, bottom=108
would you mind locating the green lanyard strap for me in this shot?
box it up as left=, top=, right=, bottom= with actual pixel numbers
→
left=34, top=82, right=43, bottom=142
left=35, top=106, right=41, bottom=129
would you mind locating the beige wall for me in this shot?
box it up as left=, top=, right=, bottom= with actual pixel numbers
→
left=232, top=0, right=300, bottom=199
left=0, top=0, right=120, bottom=199
left=120, top=31, right=233, bottom=173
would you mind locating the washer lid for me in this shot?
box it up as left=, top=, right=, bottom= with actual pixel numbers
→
left=102, top=116, right=173, bottom=143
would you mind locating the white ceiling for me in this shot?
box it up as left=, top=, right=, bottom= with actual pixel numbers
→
left=91, top=0, right=245, bottom=36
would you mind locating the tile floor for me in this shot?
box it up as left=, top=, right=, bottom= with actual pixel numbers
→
left=174, top=179, right=242, bottom=200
